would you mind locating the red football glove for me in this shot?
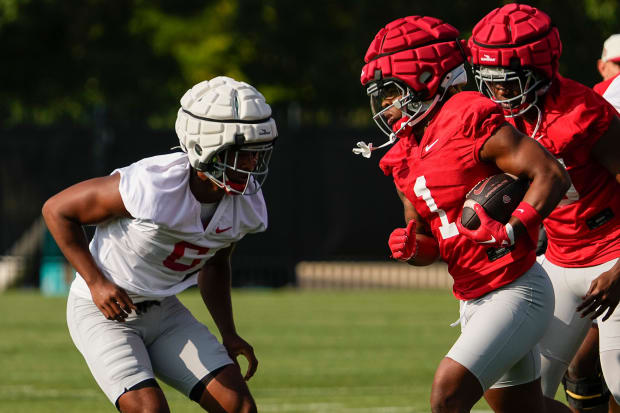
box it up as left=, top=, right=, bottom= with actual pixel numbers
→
left=456, top=203, right=514, bottom=248
left=388, top=220, right=418, bottom=261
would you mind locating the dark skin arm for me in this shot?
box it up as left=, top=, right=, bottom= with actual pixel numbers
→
left=578, top=115, right=620, bottom=321
left=479, top=122, right=571, bottom=240
left=198, top=245, right=258, bottom=381
left=592, top=115, right=620, bottom=183
left=396, top=187, right=439, bottom=266
left=41, top=173, right=137, bottom=321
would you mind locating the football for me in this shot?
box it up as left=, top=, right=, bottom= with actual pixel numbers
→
left=461, top=173, right=529, bottom=230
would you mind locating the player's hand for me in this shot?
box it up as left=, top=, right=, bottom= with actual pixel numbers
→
left=222, top=333, right=259, bottom=381
left=88, top=278, right=136, bottom=322
left=388, top=220, right=417, bottom=261
left=577, top=267, right=620, bottom=322
left=456, top=203, right=512, bottom=248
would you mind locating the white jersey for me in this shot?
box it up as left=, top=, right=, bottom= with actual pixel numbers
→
left=70, top=152, right=268, bottom=300
left=602, top=75, right=620, bottom=112
left=594, top=72, right=620, bottom=112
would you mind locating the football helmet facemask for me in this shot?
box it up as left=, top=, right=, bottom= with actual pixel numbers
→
left=175, top=76, right=277, bottom=195
left=474, top=66, right=548, bottom=118
left=367, top=65, right=467, bottom=138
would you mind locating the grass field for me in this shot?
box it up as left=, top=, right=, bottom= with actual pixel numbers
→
left=0, top=288, right=567, bottom=412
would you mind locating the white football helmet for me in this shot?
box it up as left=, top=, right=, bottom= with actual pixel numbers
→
left=175, top=76, right=278, bottom=195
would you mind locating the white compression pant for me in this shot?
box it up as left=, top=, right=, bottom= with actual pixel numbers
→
left=446, top=262, right=554, bottom=391
left=537, top=256, right=620, bottom=403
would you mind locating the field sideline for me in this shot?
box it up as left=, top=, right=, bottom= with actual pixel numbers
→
left=0, top=288, right=567, bottom=412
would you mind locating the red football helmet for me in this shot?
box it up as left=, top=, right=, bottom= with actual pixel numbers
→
left=355, top=16, right=467, bottom=157
left=469, top=4, right=562, bottom=118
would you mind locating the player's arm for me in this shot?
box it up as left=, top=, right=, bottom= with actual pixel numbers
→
left=578, top=115, right=620, bottom=320
left=388, top=187, right=439, bottom=266
left=471, top=122, right=571, bottom=245
left=592, top=115, right=620, bottom=183
left=577, top=260, right=620, bottom=322
left=41, top=173, right=137, bottom=320
left=197, top=244, right=258, bottom=381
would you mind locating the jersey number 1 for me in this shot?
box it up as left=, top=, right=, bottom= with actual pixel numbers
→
left=413, top=176, right=459, bottom=240
left=163, top=241, right=210, bottom=271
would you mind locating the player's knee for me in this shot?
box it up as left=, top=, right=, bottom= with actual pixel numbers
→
left=226, top=393, right=257, bottom=413
left=116, top=379, right=170, bottom=413
left=117, top=397, right=170, bottom=413
left=235, top=395, right=257, bottom=413
left=562, top=372, right=610, bottom=410
left=430, top=359, right=482, bottom=413
left=430, top=393, right=462, bottom=413
left=198, top=392, right=256, bottom=413
left=120, top=406, right=169, bottom=413
left=430, top=383, right=467, bottom=413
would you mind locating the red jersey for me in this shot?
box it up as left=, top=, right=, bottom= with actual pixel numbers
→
left=509, top=75, right=620, bottom=267
left=380, top=92, right=536, bottom=300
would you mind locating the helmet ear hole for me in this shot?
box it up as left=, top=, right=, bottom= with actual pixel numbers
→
left=194, top=144, right=203, bottom=156
left=508, top=57, right=521, bottom=71
left=419, top=71, right=432, bottom=84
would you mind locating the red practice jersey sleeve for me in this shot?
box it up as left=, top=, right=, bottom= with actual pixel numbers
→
left=382, top=92, right=537, bottom=300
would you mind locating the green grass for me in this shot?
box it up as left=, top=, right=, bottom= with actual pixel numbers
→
left=0, top=288, right=566, bottom=412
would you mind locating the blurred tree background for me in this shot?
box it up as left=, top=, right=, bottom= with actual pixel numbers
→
left=1, top=0, right=618, bottom=284
left=2, top=0, right=617, bottom=128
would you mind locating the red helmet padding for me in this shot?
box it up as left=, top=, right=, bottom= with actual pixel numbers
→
left=361, top=16, right=466, bottom=100
left=469, top=3, right=562, bottom=79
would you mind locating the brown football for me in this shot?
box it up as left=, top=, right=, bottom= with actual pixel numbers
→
left=461, top=173, right=529, bottom=230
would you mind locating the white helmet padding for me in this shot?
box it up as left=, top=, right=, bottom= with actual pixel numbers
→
left=175, top=76, right=278, bottom=194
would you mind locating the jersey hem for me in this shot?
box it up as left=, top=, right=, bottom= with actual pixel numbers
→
left=452, top=253, right=536, bottom=300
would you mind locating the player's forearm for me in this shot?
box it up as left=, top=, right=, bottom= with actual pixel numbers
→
left=520, top=167, right=570, bottom=219
left=506, top=165, right=570, bottom=244
left=42, top=203, right=107, bottom=287
left=591, top=116, right=620, bottom=180
left=406, top=233, right=439, bottom=266
left=507, top=168, right=569, bottom=243
left=198, top=266, right=237, bottom=337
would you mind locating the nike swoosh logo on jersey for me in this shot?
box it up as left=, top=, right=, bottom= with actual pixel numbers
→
left=481, top=236, right=496, bottom=244
left=215, top=226, right=232, bottom=233
left=515, top=208, right=524, bottom=213
left=425, top=139, right=440, bottom=152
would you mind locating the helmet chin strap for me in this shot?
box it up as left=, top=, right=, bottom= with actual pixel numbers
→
left=503, top=80, right=550, bottom=139
left=352, top=94, right=440, bottom=158
left=502, top=102, right=542, bottom=139
left=195, top=169, right=248, bottom=195
left=529, top=104, right=543, bottom=140
left=223, top=173, right=250, bottom=194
